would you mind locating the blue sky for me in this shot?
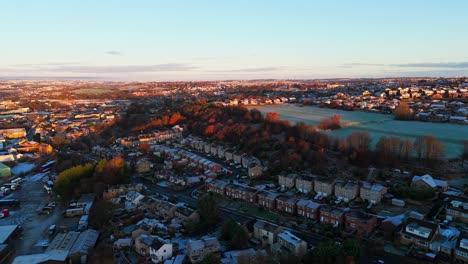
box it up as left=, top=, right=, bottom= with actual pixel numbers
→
left=1, top=0, right=468, bottom=80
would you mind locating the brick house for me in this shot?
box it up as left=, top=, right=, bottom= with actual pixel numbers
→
left=248, top=163, right=263, bottom=178
left=275, top=196, right=298, bottom=214
left=344, top=210, right=377, bottom=237
left=360, top=182, right=387, bottom=204
left=314, top=178, right=336, bottom=196
left=256, top=190, right=279, bottom=210
left=334, top=181, right=359, bottom=201
left=319, top=206, right=344, bottom=227
left=278, top=174, right=297, bottom=189
left=296, top=199, right=321, bottom=220
left=400, top=218, right=439, bottom=250
left=295, top=175, right=314, bottom=194
left=204, top=179, right=228, bottom=196
left=225, top=184, right=258, bottom=204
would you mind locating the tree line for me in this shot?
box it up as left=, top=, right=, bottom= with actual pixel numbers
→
left=54, top=156, right=129, bottom=198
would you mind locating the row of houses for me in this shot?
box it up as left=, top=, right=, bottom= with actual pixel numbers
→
left=120, top=127, right=183, bottom=147
left=184, top=138, right=264, bottom=178
left=0, top=128, right=27, bottom=139
left=279, top=174, right=388, bottom=204
left=152, top=145, right=223, bottom=176
left=205, top=179, right=378, bottom=236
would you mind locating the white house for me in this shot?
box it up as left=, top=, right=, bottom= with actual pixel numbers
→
left=126, top=191, right=145, bottom=206
left=149, top=236, right=173, bottom=263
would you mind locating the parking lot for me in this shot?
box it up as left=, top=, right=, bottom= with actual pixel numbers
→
left=0, top=172, right=63, bottom=255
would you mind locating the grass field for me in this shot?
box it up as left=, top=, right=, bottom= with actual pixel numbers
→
left=251, top=104, right=467, bottom=158
left=72, top=87, right=114, bottom=95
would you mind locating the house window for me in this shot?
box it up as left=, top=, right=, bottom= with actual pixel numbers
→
left=417, top=240, right=427, bottom=246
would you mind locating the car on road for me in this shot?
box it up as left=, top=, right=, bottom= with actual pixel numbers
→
left=47, top=202, right=58, bottom=208
left=48, top=225, right=57, bottom=236
left=40, top=240, right=50, bottom=248
left=37, top=206, right=53, bottom=215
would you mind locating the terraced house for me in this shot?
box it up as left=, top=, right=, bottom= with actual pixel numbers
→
left=295, top=175, right=314, bottom=194
left=319, top=206, right=345, bottom=227
left=256, top=190, right=279, bottom=210
left=224, top=184, right=258, bottom=203
left=344, top=210, right=377, bottom=237
left=314, top=178, right=336, bottom=196
left=334, top=181, right=359, bottom=201
left=278, top=174, right=297, bottom=189
left=204, top=179, right=228, bottom=196
left=296, top=199, right=321, bottom=220
left=275, top=196, right=298, bottom=214
left=360, top=182, right=387, bottom=204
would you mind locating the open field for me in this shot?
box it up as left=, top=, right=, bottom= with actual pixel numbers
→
left=72, top=87, right=114, bottom=95
left=251, top=104, right=467, bottom=158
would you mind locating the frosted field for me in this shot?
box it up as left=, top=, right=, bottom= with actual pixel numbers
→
left=251, top=105, right=468, bottom=158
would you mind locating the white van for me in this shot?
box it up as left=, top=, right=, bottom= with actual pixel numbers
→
left=78, top=215, right=88, bottom=231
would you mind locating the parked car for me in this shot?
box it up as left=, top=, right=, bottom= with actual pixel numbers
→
left=48, top=225, right=57, bottom=236
left=37, top=206, right=53, bottom=215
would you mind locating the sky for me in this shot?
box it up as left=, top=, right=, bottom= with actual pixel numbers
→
left=1, top=0, right=468, bottom=81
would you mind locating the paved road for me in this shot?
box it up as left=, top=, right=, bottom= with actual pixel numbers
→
left=0, top=172, right=62, bottom=256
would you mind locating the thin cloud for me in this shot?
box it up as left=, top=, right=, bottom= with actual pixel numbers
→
left=44, top=63, right=196, bottom=73
left=342, top=63, right=385, bottom=67
left=105, top=51, right=123, bottom=56
left=211, top=67, right=281, bottom=73
left=0, top=75, right=104, bottom=80
left=343, top=62, right=468, bottom=69
left=0, top=63, right=196, bottom=73
left=392, top=62, right=468, bottom=68
left=11, top=62, right=82, bottom=67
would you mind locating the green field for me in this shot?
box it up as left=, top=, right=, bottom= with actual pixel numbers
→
left=72, top=87, right=115, bottom=95
left=251, top=104, right=467, bottom=158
